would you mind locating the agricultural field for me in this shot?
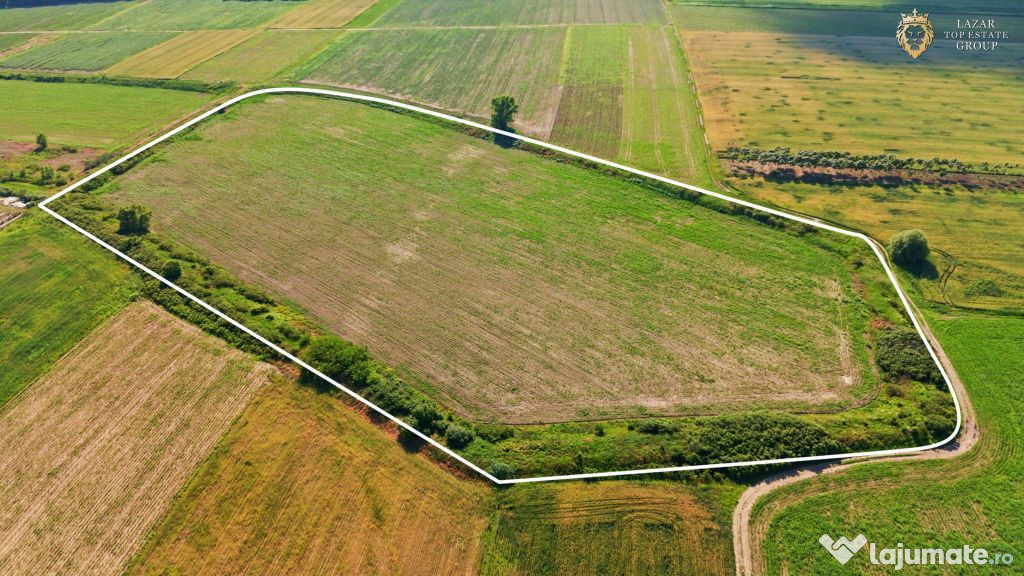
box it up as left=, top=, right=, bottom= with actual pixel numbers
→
left=481, top=481, right=735, bottom=575
left=552, top=24, right=708, bottom=182
left=271, top=0, right=381, bottom=29
left=0, top=31, right=176, bottom=72
left=106, top=29, right=259, bottom=78
left=679, top=28, right=1024, bottom=164
left=182, top=29, right=340, bottom=84
left=91, top=0, right=300, bottom=31
left=126, top=378, right=493, bottom=576
left=0, top=32, right=35, bottom=54
left=366, top=0, right=666, bottom=27
left=98, top=95, right=890, bottom=424
left=752, top=311, right=1024, bottom=574
left=0, top=214, right=134, bottom=407
left=0, top=301, right=271, bottom=576
left=303, top=27, right=566, bottom=136
left=0, top=1, right=134, bottom=32
left=0, top=79, right=212, bottom=148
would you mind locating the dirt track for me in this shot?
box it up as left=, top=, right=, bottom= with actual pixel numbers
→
left=732, top=312, right=978, bottom=576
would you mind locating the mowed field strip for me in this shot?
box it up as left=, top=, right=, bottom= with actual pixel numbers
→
left=105, top=29, right=259, bottom=78
left=0, top=301, right=271, bottom=575
left=40, top=88, right=962, bottom=484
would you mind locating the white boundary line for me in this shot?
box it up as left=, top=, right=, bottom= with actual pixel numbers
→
left=38, top=87, right=962, bottom=485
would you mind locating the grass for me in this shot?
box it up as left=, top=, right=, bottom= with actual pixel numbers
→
left=182, top=29, right=340, bottom=84
left=677, top=11, right=1024, bottom=165
left=303, top=27, right=567, bottom=136
left=0, top=301, right=271, bottom=576
left=126, top=377, right=494, bottom=576
left=0, top=33, right=35, bottom=54
left=105, top=29, right=259, bottom=78
left=753, top=310, right=1024, bottom=574
left=271, top=0, right=381, bottom=28
left=0, top=79, right=211, bottom=148
left=480, top=481, right=734, bottom=575
left=0, top=31, right=176, bottom=72
left=0, top=213, right=135, bottom=408
left=98, top=94, right=889, bottom=425
left=369, top=0, right=666, bottom=27
left=0, top=1, right=133, bottom=32
left=91, top=0, right=300, bottom=31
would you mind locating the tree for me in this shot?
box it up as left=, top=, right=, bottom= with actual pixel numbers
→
left=116, top=205, right=151, bottom=235
left=161, top=260, right=182, bottom=282
left=889, top=229, right=930, bottom=267
left=490, top=95, right=518, bottom=132
left=489, top=461, right=514, bottom=480
left=35, top=133, right=47, bottom=152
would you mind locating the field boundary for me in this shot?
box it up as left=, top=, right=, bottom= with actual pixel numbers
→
left=38, top=87, right=962, bottom=485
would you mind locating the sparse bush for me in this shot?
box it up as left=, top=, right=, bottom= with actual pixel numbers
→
left=875, top=327, right=942, bottom=384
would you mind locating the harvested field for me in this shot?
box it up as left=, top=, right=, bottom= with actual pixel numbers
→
left=0, top=301, right=270, bottom=576
left=304, top=27, right=566, bottom=136
left=0, top=33, right=35, bottom=55
left=182, top=29, right=339, bottom=83
left=92, top=0, right=299, bottom=31
left=102, top=95, right=884, bottom=424
left=481, top=481, right=731, bottom=575
left=371, top=0, right=665, bottom=27
left=680, top=26, right=1024, bottom=164
left=0, top=31, right=176, bottom=71
left=0, top=79, right=211, bottom=149
left=0, top=214, right=133, bottom=408
left=106, top=29, right=259, bottom=78
left=126, top=377, right=493, bottom=576
left=271, top=0, right=380, bottom=28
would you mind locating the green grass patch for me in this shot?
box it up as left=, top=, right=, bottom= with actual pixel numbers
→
left=0, top=79, right=211, bottom=148
left=0, top=32, right=35, bottom=53
left=0, top=1, right=134, bottom=32
left=0, top=31, right=176, bottom=72
left=91, top=0, right=300, bottom=31
left=0, top=212, right=136, bottom=408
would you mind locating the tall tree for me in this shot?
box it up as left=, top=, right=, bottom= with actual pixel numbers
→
left=490, top=95, right=519, bottom=132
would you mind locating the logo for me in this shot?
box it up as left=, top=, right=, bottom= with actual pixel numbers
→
left=820, top=534, right=867, bottom=565
left=897, top=9, right=935, bottom=59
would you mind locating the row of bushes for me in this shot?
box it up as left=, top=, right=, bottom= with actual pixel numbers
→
left=0, top=71, right=232, bottom=94
left=724, top=146, right=1020, bottom=175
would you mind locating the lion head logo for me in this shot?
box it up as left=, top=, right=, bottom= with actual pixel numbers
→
left=897, top=9, right=934, bottom=59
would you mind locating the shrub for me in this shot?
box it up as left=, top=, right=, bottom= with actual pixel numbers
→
left=635, top=420, right=679, bottom=435
left=489, top=461, right=514, bottom=480
left=35, top=133, right=47, bottom=152
left=875, top=327, right=942, bottom=384
left=475, top=422, right=515, bottom=443
left=117, top=205, right=151, bottom=235
left=889, top=229, right=930, bottom=267
left=161, top=260, right=182, bottom=282
left=445, top=424, right=473, bottom=449
left=300, top=335, right=372, bottom=388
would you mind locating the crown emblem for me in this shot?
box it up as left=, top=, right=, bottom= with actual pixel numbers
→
left=900, top=8, right=930, bottom=25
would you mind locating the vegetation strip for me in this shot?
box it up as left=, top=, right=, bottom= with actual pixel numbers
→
left=38, top=87, right=962, bottom=484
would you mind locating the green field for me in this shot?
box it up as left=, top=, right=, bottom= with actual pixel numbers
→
left=481, top=481, right=735, bottom=575
left=0, top=33, right=35, bottom=53
left=0, top=1, right=134, bottom=32
left=304, top=27, right=567, bottom=136
left=0, top=213, right=135, bottom=408
left=754, top=311, right=1024, bottom=574
left=368, top=0, right=666, bottom=27
left=93, top=94, right=892, bottom=425
left=91, top=0, right=299, bottom=31
left=0, top=79, right=211, bottom=148
left=105, top=29, right=258, bottom=78
left=0, top=31, right=176, bottom=71
left=182, top=29, right=339, bottom=83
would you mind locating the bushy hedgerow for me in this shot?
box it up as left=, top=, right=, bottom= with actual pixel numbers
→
left=875, top=327, right=942, bottom=385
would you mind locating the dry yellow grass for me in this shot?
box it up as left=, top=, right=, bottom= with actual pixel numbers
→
left=272, top=0, right=379, bottom=28
left=106, top=29, right=258, bottom=78
left=127, top=378, right=494, bottom=576
left=0, top=301, right=270, bottom=576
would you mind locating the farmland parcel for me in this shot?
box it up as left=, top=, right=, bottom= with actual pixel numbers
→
left=0, top=301, right=270, bottom=576
left=96, top=94, right=892, bottom=424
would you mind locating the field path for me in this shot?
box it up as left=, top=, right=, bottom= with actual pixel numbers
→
left=732, top=309, right=978, bottom=576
